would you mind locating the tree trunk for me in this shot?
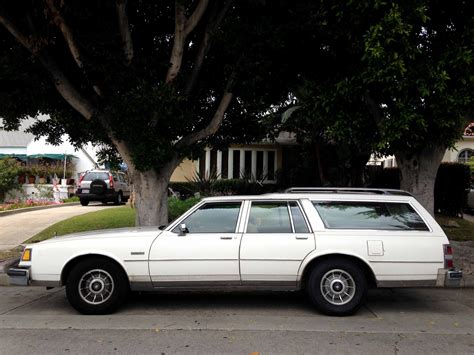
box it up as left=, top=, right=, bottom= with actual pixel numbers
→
left=395, top=145, right=446, bottom=216
left=350, top=152, right=370, bottom=187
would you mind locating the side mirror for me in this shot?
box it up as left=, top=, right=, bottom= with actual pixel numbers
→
left=178, top=223, right=188, bottom=236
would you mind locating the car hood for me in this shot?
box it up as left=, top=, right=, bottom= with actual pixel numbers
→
left=34, top=227, right=162, bottom=245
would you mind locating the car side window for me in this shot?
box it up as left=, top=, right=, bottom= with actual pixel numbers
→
left=289, top=201, right=310, bottom=233
left=247, top=202, right=292, bottom=233
left=173, top=202, right=242, bottom=233
left=312, top=201, right=429, bottom=231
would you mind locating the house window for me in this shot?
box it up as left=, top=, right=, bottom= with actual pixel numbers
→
left=458, top=149, right=474, bottom=164
left=198, top=147, right=278, bottom=182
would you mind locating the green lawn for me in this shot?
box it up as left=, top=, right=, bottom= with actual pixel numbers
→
left=435, top=214, right=474, bottom=241
left=26, top=207, right=136, bottom=244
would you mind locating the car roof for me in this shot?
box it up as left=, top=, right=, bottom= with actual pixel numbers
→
left=201, top=192, right=415, bottom=203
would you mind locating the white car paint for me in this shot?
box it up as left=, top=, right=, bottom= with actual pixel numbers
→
left=17, top=192, right=453, bottom=290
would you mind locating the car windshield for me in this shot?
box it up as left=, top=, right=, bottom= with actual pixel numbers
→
left=83, top=172, right=109, bottom=181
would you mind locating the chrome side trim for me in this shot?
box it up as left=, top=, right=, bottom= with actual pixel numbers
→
left=131, top=280, right=299, bottom=292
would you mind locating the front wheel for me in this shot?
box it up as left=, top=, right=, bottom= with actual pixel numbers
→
left=306, top=258, right=367, bottom=316
left=80, top=198, right=89, bottom=206
left=66, top=258, right=129, bottom=314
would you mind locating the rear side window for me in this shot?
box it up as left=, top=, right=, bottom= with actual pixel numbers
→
left=246, top=201, right=310, bottom=233
left=312, top=201, right=429, bottom=231
left=83, top=172, right=109, bottom=181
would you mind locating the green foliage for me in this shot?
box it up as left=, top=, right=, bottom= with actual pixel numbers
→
left=0, top=158, right=21, bottom=202
left=168, top=197, right=201, bottom=222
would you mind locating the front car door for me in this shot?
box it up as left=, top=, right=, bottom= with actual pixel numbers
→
left=239, top=200, right=315, bottom=286
left=148, top=200, right=243, bottom=287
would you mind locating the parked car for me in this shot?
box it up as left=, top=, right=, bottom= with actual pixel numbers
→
left=8, top=188, right=462, bottom=315
left=75, top=170, right=131, bottom=206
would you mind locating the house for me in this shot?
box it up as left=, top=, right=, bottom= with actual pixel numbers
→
left=0, top=117, right=100, bottom=178
left=170, top=132, right=297, bottom=183
left=0, top=117, right=101, bottom=200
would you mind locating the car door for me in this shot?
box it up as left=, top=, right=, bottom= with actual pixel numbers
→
left=148, top=201, right=243, bottom=287
left=239, top=200, right=315, bottom=286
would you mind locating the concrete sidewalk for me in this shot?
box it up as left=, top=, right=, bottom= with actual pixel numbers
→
left=0, top=203, right=121, bottom=250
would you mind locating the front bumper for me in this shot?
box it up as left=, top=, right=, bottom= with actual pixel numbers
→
left=7, top=266, right=30, bottom=286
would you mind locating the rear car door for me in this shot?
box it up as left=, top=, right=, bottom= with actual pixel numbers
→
left=239, top=200, right=315, bottom=286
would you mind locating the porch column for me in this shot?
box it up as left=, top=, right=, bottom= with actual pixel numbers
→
left=205, top=148, right=211, bottom=178
left=251, top=150, right=257, bottom=179
left=239, top=149, right=245, bottom=178
left=228, top=149, right=234, bottom=179
left=216, top=150, right=222, bottom=179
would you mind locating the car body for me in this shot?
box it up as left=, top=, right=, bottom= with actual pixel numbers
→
left=75, top=170, right=131, bottom=206
left=8, top=188, right=462, bottom=315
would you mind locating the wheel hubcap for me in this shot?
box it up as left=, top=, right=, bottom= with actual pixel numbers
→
left=78, top=269, right=114, bottom=305
left=320, top=269, right=356, bottom=305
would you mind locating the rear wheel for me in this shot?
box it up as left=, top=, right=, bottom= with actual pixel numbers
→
left=80, top=199, right=89, bottom=206
left=66, top=258, right=129, bottom=315
left=306, top=258, right=367, bottom=316
left=114, top=192, right=123, bottom=205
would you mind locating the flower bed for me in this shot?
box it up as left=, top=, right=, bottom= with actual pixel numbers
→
left=0, top=199, right=59, bottom=212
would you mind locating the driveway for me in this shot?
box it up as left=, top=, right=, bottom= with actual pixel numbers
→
left=0, top=287, right=472, bottom=353
left=0, top=204, right=121, bottom=250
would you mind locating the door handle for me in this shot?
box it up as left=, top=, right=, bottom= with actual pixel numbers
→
left=220, top=236, right=233, bottom=240
left=295, top=235, right=308, bottom=240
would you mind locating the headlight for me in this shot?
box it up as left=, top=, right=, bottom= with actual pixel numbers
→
left=21, top=248, right=32, bottom=262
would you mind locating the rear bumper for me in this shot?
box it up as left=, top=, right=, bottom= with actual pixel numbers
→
left=441, top=268, right=463, bottom=287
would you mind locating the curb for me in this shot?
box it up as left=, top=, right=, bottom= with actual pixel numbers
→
left=0, top=202, right=80, bottom=217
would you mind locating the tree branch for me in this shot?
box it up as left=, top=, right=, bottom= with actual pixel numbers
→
left=116, top=0, right=134, bottom=65
left=45, top=0, right=102, bottom=96
left=363, top=93, right=384, bottom=130
left=176, top=90, right=233, bottom=148
left=184, top=0, right=234, bottom=95
left=0, top=13, right=32, bottom=49
left=0, top=13, right=97, bottom=119
left=166, top=3, right=186, bottom=84
left=184, top=0, right=209, bottom=36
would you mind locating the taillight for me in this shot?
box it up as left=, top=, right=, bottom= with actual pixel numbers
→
left=109, top=175, right=114, bottom=189
left=77, top=173, right=84, bottom=188
left=444, top=244, right=454, bottom=269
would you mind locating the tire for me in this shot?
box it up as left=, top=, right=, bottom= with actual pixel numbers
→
left=114, top=192, right=123, bottom=205
left=306, top=258, right=367, bottom=316
left=80, top=199, right=89, bottom=206
left=66, top=258, right=129, bottom=315
left=101, top=199, right=108, bottom=205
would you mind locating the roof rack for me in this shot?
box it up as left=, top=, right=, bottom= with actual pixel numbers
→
left=284, top=187, right=412, bottom=196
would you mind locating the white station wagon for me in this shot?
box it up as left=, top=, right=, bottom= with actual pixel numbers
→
left=8, top=188, right=462, bottom=316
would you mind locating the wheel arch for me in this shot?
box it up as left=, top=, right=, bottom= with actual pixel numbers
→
left=299, top=253, right=377, bottom=290
left=60, top=253, right=129, bottom=287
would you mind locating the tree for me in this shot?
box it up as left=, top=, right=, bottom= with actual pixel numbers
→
left=362, top=0, right=474, bottom=214
left=0, top=158, right=21, bottom=202
left=0, top=0, right=293, bottom=225
left=277, top=0, right=474, bottom=214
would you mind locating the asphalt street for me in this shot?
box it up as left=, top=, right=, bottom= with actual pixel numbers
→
left=0, top=286, right=473, bottom=354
